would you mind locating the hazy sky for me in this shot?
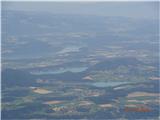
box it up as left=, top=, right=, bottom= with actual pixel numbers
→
left=2, top=2, right=159, bottom=20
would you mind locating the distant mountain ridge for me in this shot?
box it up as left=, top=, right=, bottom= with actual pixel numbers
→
left=88, top=57, right=143, bottom=71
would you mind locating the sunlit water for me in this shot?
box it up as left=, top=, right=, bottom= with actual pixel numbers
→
left=92, top=81, right=130, bottom=87
left=31, top=67, right=88, bottom=75
left=57, top=46, right=81, bottom=54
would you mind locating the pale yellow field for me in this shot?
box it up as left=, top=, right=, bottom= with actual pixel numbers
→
left=44, top=100, right=64, bottom=105
left=82, top=76, right=93, bottom=80
left=99, top=104, right=113, bottom=108
left=32, top=88, right=52, bottom=94
left=127, top=92, right=159, bottom=98
left=79, top=101, right=94, bottom=106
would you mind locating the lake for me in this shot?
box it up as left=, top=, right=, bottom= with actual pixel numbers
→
left=31, top=67, right=88, bottom=75
left=92, top=81, right=130, bottom=88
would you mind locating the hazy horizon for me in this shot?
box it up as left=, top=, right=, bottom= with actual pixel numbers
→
left=2, top=2, right=159, bottom=20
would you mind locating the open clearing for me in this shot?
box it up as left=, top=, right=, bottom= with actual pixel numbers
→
left=127, top=92, right=159, bottom=98
left=99, top=104, right=113, bottom=108
left=32, top=88, right=52, bottom=94
left=79, top=101, right=94, bottom=106
left=44, top=100, right=64, bottom=105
